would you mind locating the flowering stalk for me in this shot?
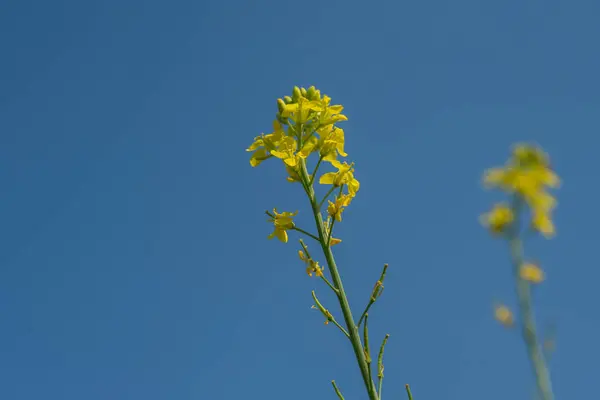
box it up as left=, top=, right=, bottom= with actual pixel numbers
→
left=298, top=159, right=379, bottom=400
left=246, top=86, right=402, bottom=400
left=481, top=144, right=559, bottom=400
left=508, top=198, right=554, bottom=400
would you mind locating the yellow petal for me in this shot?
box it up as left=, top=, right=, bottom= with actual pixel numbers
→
left=494, top=305, right=514, bottom=327
left=483, top=168, right=507, bottom=187
left=319, top=172, right=336, bottom=185
left=520, top=263, right=545, bottom=284
left=275, top=229, right=288, bottom=243
left=532, top=211, right=555, bottom=238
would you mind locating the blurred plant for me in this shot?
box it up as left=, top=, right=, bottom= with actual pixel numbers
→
left=246, top=86, right=403, bottom=400
left=481, top=144, right=560, bottom=400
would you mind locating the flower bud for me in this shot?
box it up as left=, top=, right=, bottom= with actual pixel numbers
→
left=307, top=86, right=317, bottom=99
left=283, top=96, right=293, bottom=104
left=276, top=113, right=288, bottom=125
left=292, top=86, right=302, bottom=101
left=300, top=87, right=307, bottom=97
left=277, top=98, right=286, bottom=113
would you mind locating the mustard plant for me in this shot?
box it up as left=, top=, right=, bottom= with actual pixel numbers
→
left=247, top=86, right=402, bottom=400
left=481, top=144, right=560, bottom=400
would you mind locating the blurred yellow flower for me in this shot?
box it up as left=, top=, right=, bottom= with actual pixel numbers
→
left=319, top=160, right=360, bottom=197
left=480, top=203, right=514, bottom=235
left=267, top=209, right=298, bottom=243
left=482, top=144, right=560, bottom=239
left=532, top=210, right=555, bottom=238
left=520, top=263, right=545, bottom=284
left=494, top=304, right=514, bottom=327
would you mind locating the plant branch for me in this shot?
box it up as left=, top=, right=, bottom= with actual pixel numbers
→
left=299, top=159, right=379, bottom=400
left=508, top=196, right=554, bottom=400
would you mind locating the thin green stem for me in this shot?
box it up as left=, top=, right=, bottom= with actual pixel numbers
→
left=358, top=264, right=388, bottom=327
left=331, top=381, right=345, bottom=400
left=291, top=227, right=320, bottom=242
left=311, top=291, right=350, bottom=338
left=405, top=384, right=414, bottom=400
left=363, top=314, right=374, bottom=394
left=299, top=159, right=379, bottom=400
left=377, top=334, right=390, bottom=400
left=319, top=185, right=338, bottom=210
left=326, top=218, right=336, bottom=247
left=309, top=155, right=324, bottom=187
left=320, top=275, right=340, bottom=295
left=508, top=197, right=554, bottom=400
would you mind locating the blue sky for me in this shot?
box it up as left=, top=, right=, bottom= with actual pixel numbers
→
left=1, top=0, right=599, bottom=399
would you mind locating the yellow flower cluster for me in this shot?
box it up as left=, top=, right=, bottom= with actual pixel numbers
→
left=481, top=144, right=560, bottom=238
left=247, top=86, right=360, bottom=242
left=246, top=85, right=348, bottom=172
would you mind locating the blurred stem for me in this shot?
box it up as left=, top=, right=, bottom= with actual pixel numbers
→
left=509, top=197, right=554, bottom=400
left=405, top=384, right=414, bottom=400
left=299, top=159, right=379, bottom=400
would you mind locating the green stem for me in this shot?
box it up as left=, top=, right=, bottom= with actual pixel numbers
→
left=309, top=155, right=324, bottom=187
left=405, top=384, right=414, bottom=400
left=331, top=381, right=345, bottom=400
left=509, top=197, right=554, bottom=400
left=299, top=160, right=378, bottom=400
left=358, top=264, right=388, bottom=327
left=291, top=227, right=320, bottom=242
left=377, top=334, right=390, bottom=400
left=318, top=185, right=338, bottom=210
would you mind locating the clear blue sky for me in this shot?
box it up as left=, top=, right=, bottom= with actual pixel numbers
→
left=1, top=1, right=599, bottom=399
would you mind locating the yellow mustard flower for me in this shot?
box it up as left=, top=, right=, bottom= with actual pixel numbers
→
left=532, top=210, right=555, bottom=238
left=271, top=136, right=318, bottom=167
left=318, top=126, right=347, bottom=162
left=299, top=250, right=323, bottom=277
left=512, top=143, right=550, bottom=167
left=483, top=166, right=560, bottom=195
left=285, top=164, right=302, bottom=183
left=281, top=96, right=321, bottom=124
left=494, top=304, right=514, bottom=327
left=480, top=203, right=514, bottom=235
left=323, top=219, right=342, bottom=246
left=246, top=121, right=286, bottom=167
left=319, top=160, right=360, bottom=197
left=327, top=194, right=352, bottom=222
left=312, top=95, right=348, bottom=126
left=520, top=262, right=545, bottom=284
left=267, top=208, right=298, bottom=243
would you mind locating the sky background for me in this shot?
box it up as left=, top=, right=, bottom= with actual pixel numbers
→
left=1, top=0, right=599, bottom=399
